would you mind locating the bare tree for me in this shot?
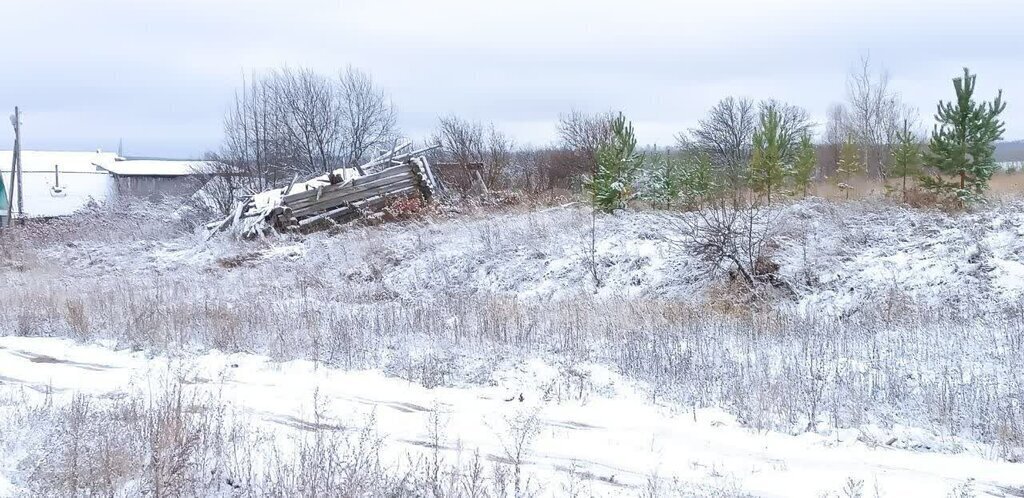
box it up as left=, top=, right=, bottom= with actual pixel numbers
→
left=214, top=65, right=401, bottom=191
left=432, top=116, right=514, bottom=191
left=265, top=67, right=341, bottom=176
left=682, top=97, right=757, bottom=192
left=835, top=56, right=917, bottom=179
left=336, top=66, right=398, bottom=173
left=557, top=110, right=615, bottom=182
left=823, top=104, right=850, bottom=177
left=219, top=73, right=275, bottom=191
left=484, top=124, right=515, bottom=188
left=760, top=99, right=813, bottom=146
left=557, top=110, right=614, bottom=158
left=434, top=115, right=484, bottom=168
left=511, top=147, right=580, bottom=192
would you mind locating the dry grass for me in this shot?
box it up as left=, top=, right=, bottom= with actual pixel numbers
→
left=1, top=193, right=1022, bottom=490
left=809, top=177, right=891, bottom=201
left=808, top=172, right=1024, bottom=203
left=987, top=172, right=1024, bottom=197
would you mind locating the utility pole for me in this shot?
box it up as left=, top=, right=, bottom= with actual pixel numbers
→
left=15, top=108, right=23, bottom=224
left=6, top=107, right=21, bottom=227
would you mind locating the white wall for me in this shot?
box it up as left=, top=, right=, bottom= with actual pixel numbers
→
left=0, top=168, right=115, bottom=218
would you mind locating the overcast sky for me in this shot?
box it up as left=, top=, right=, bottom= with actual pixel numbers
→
left=1, top=0, right=1022, bottom=158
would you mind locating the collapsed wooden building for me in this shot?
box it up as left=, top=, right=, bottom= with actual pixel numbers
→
left=208, top=144, right=441, bottom=238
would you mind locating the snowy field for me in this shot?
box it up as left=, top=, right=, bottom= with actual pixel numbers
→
left=1, top=197, right=1022, bottom=496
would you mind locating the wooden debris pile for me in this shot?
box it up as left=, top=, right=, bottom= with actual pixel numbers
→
left=208, top=144, right=440, bottom=238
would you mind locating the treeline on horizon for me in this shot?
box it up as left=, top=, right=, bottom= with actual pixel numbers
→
left=206, top=57, right=1010, bottom=208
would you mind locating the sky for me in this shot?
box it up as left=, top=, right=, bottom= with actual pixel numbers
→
left=1, top=0, right=1022, bottom=158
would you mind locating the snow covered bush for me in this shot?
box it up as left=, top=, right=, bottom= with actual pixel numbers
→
left=666, top=197, right=788, bottom=299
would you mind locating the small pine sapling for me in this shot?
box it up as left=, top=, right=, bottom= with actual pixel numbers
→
left=645, top=149, right=685, bottom=209
left=586, top=113, right=644, bottom=213
left=922, top=67, right=1006, bottom=205
left=834, top=137, right=862, bottom=199
left=791, top=134, right=817, bottom=198
left=888, top=120, right=922, bottom=203
left=748, top=106, right=792, bottom=204
left=681, top=151, right=716, bottom=207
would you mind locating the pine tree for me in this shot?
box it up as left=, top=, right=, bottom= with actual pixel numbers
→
left=791, top=134, right=817, bottom=198
left=681, top=151, right=715, bottom=206
left=644, top=149, right=685, bottom=208
left=923, top=68, right=1006, bottom=204
left=749, top=106, right=792, bottom=204
left=834, top=137, right=862, bottom=199
left=888, top=120, right=922, bottom=203
left=587, top=113, right=644, bottom=213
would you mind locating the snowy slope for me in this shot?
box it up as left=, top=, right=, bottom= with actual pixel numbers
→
left=29, top=198, right=1024, bottom=315
left=776, top=199, right=1024, bottom=314
left=3, top=198, right=1024, bottom=496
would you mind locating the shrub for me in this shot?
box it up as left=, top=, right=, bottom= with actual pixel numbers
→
left=586, top=113, right=644, bottom=213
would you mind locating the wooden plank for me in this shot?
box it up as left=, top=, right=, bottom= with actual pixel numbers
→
left=281, top=163, right=411, bottom=204
left=349, top=164, right=414, bottom=187
left=420, top=156, right=439, bottom=191
left=297, top=186, right=417, bottom=228
left=357, top=143, right=439, bottom=173
left=6, top=107, right=20, bottom=227
left=286, top=173, right=415, bottom=211
left=284, top=176, right=415, bottom=215
left=286, top=169, right=414, bottom=207
left=298, top=205, right=355, bottom=227
left=358, top=141, right=412, bottom=172
left=282, top=173, right=299, bottom=196
left=289, top=178, right=418, bottom=218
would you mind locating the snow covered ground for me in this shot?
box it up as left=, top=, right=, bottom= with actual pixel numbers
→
left=1, top=197, right=1022, bottom=496
left=28, top=197, right=1024, bottom=313
left=1, top=337, right=1019, bottom=497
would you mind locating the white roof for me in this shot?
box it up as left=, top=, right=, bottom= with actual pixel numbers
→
left=98, top=159, right=210, bottom=177
left=0, top=150, right=117, bottom=174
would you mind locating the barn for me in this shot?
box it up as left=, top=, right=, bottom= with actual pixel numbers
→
left=0, top=150, right=212, bottom=218
left=0, top=150, right=117, bottom=218
left=96, top=158, right=209, bottom=196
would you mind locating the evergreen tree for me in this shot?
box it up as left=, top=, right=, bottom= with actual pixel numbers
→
left=791, top=134, right=817, bottom=198
left=923, top=68, right=1006, bottom=204
left=834, top=136, right=862, bottom=199
left=749, top=106, right=792, bottom=204
left=587, top=113, right=644, bottom=213
left=644, top=149, right=685, bottom=208
left=681, top=151, right=715, bottom=206
left=888, top=120, right=922, bottom=203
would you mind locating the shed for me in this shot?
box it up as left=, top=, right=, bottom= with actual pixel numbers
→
left=96, top=158, right=211, bottom=196
left=0, top=150, right=117, bottom=217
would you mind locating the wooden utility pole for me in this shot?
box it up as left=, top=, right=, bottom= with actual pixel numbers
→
left=15, top=109, right=23, bottom=224
left=6, top=107, right=21, bottom=227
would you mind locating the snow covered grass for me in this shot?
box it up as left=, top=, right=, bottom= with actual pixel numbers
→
left=1, top=338, right=1019, bottom=497
left=1, top=195, right=1023, bottom=495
